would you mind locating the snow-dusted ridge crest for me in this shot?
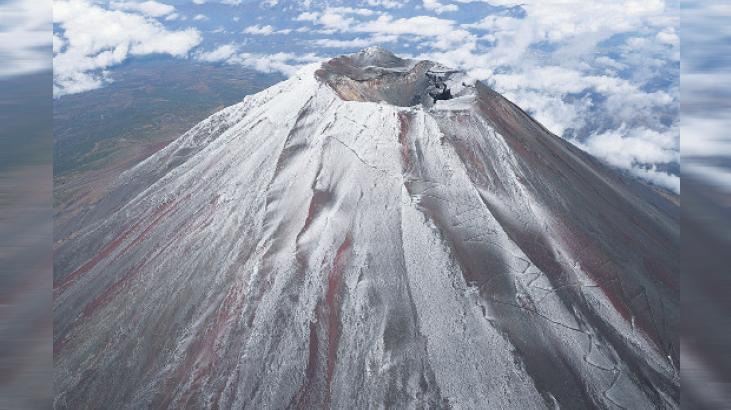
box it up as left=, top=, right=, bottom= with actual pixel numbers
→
left=54, top=48, right=679, bottom=409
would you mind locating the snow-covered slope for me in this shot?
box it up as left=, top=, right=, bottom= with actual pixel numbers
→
left=54, top=48, right=679, bottom=409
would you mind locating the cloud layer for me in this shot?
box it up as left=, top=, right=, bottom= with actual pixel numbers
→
left=109, top=1, right=175, bottom=18
left=53, top=0, right=202, bottom=96
left=195, top=43, right=320, bottom=76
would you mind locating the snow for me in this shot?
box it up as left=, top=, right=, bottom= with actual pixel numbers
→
left=54, top=50, right=680, bottom=409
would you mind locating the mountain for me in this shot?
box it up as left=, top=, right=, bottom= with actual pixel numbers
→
left=53, top=48, right=679, bottom=409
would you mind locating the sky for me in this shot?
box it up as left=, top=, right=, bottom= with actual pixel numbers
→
left=4, top=0, right=682, bottom=191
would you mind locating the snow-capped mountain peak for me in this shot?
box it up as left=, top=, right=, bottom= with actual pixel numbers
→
left=54, top=49, right=679, bottom=409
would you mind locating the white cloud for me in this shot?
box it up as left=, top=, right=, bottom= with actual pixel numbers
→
left=353, top=15, right=474, bottom=49
left=193, top=14, right=208, bottom=21
left=244, top=25, right=274, bottom=35
left=296, top=12, right=318, bottom=22
left=232, top=53, right=321, bottom=76
left=364, top=0, right=403, bottom=8
left=294, top=11, right=471, bottom=61
left=464, top=14, right=521, bottom=32
left=327, top=7, right=376, bottom=16
left=109, top=1, right=175, bottom=18
left=466, top=62, right=675, bottom=152
left=193, top=0, right=206, bottom=4
left=631, top=166, right=679, bottom=193
left=194, top=43, right=323, bottom=77
left=312, top=38, right=373, bottom=49
left=53, top=0, right=202, bottom=96
left=196, top=43, right=238, bottom=62
left=575, top=126, right=679, bottom=192
left=491, top=66, right=672, bottom=101
left=656, top=27, right=679, bottom=46
left=460, top=0, right=673, bottom=70
left=317, top=11, right=355, bottom=31
left=311, top=34, right=398, bottom=49
left=295, top=7, right=386, bottom=32
left=243, top=25, right=291, bottom=35
left=358, top=15, right=452, bottom=36
left=486, top=0, right=666, bottom=38
left=54, top=72, right=107, bottom=96
left=595, top=56, right=627, bottom=71
left=423, top=0, right=458, bottom=14
left=580, top=126, right=678, bottom=168
left=0, top=0, right=51, bottom=78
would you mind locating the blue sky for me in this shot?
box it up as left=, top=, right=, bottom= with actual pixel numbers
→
left=44, top=0, right=681, bottom=190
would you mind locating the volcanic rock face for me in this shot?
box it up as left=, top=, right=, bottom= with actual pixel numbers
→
left=315, top=47, right=469, bottom=108
left=54, top=48, right=679, bottom=409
